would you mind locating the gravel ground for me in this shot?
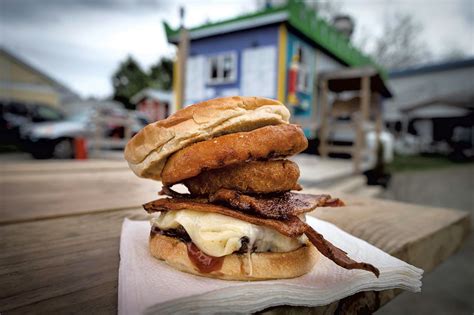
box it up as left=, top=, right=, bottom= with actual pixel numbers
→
left=377, top=165, right=473, bottom=315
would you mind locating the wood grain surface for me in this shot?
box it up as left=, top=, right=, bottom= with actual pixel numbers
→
left=0, top=162, right=470, bottom=314
left=0, top=169, right=159, bottom=224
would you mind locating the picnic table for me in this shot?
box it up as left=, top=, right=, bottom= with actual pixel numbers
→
left=0, top=160, right=470, bottom=314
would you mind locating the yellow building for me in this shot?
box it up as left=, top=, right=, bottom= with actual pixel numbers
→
left=0, top=47, right=77, bottom=107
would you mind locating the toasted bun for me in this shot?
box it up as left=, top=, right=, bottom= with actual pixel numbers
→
left=161, top=124, right=308, bottom=185
left=149, top=233, right=319, bottom=281
left=124, top=96, right=290, bottom=180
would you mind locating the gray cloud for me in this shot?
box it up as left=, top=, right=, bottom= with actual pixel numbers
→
left=0, top=0, right=170, bottom=25
left=1, top=0, right=472, bottom=98
left=459, top=0, right=474, bottom=26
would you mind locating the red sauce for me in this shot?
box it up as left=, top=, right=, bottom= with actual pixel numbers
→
left=186, top=243, right=224, bottom=273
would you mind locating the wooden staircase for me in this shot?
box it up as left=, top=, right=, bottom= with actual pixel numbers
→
left=316, top=174, right=383, bottom=198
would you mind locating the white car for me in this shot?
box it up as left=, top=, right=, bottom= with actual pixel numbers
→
left=20, top=108, right=147, bottom=159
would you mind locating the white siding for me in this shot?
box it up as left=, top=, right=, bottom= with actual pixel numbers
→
left=386, top=66, right=474, bottom=121
left=241, top=46, right=277, bottom=98
left=184, top=56, right=206, bottom=106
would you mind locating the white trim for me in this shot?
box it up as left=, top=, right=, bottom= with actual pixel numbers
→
left=170, top=12, right=288, bottom=43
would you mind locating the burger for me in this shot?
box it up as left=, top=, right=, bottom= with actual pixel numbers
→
left=124, top=96, right=379, bottom=280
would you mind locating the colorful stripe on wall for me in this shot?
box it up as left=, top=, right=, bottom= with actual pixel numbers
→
left=277, top=23, right=287, bottom=103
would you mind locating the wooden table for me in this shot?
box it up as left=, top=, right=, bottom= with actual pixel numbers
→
left=0, top=160, right=470, bottom=314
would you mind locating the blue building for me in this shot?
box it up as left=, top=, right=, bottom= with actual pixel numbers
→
left=164, top=1, right=382, bottom=138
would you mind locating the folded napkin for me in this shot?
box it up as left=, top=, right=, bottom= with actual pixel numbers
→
left=119, top=217, right=423, bottom=314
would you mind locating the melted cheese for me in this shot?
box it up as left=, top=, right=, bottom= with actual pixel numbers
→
left=151, top=210, right=305, bottom=257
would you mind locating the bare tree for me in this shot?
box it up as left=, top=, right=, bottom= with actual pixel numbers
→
left=305, top=0, right=344, bottom=21
left=370, top=12, right=432, bottom=70
left=256, top=0, right=343, bottom=21
left=440, top=44, right=467, bottom=62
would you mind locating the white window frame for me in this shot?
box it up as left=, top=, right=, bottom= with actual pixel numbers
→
left=206, top=52, right=237, bottom=85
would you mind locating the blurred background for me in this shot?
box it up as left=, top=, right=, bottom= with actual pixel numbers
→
left=0, top=0, right=472, bottom=313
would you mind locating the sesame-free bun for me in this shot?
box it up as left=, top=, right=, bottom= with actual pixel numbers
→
left=149, top=233, right=319, bottom=281
left=124, top=96, right=290, bottom=180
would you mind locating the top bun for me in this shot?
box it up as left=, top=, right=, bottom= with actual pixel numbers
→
left=124, top=96, right=290, bottom=180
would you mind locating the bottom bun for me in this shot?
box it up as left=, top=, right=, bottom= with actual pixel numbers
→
left=149, top=232, right=319, bottom=281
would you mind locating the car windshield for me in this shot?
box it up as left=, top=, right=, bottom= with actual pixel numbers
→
left=67, top=111, right=90, bottom=123
left=33, top=105, right=64, bottom=121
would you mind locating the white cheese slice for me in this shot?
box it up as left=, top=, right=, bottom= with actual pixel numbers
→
left=151, top=210, right=305, bottom=257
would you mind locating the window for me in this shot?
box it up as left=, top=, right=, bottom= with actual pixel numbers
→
left=207, top=52, right=237, bottom=84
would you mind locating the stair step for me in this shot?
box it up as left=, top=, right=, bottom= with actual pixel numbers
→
left=326, top=175, right=366, bottom=193
left=352, top=186, right=384, bottom=198
left=325, top=145, right=354, bottom=154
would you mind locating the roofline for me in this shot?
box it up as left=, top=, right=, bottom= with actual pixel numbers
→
left=163, top=0, right=384, bottom=74
left=0, top=46, right=78, bottom=97
left=389, top=57, right=474, bottom=78
left=164, top=4, right=288, bottom=43
left=400, top=92, right=474, bottom=112
left=166, top=12, right=288, bottom=43
left=131, top=88, right=172, bottom=104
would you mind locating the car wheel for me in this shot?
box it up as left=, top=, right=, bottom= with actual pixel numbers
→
left=53, top=138, right=74, bottom=159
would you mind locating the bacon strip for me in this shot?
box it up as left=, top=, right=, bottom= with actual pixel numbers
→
left=302, top=222, right=380, bottom=277
left=143, top=198, right=379, bottom=277
left=209, top=188, right=344, bottom=219
left=160, top=187, right=344, bottom=220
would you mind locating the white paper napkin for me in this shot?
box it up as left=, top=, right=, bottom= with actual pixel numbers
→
left=118, top=216, right=423, bottom=315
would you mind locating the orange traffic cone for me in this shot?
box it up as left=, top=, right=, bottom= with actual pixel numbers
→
left=74, top=137, right=88, bottom=160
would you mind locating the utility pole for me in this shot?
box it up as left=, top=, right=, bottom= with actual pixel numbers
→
left=176, top=6, right=188, bottom=110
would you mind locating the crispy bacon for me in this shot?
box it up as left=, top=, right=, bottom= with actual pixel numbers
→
left=159, top=187, right=344, bottom=220
left=209, top=188, right=344, bottom=219
left=302, top=222, right=380, bottom=277
left=143, top=198, right=379, bottom=277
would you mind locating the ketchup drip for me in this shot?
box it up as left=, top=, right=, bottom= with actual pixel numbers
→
left=186, top=243, right=224, bottom=273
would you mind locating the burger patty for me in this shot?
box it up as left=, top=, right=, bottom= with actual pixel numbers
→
left=161, top=124, right=308, bottom=185
left=151, top=225, right=191, bottom=242
left=150, top=225, right=255, bottom=254
left=183, top=160, right=302, bottom=195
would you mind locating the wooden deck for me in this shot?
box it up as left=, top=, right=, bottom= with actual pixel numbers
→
left=0, top=159, right=470, bottom=314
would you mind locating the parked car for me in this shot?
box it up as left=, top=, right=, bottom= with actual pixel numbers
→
left=20, top=106, right=147, bottom=159
left=0, top=101, right=64, bottom=146
left=20, top=109, right=91, bottom=159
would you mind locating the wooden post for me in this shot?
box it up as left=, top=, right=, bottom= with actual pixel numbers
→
left=176, top=28, right=188, bottom=109
left=354, top=76, right=370, bottom=173
left=402, top=114, right=409, bottom=139
left=93, top=115, right=101, bottom=153
left=374, top=93, right=382, bottom=156
left=124, top=115, right=133, bottom=142
left=175, top=7, right=188, bottom=110
left=318, top=79, right=329, bottom=158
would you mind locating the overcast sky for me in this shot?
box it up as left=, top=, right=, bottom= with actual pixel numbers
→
left=1, top=0, right=473, bottom=98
